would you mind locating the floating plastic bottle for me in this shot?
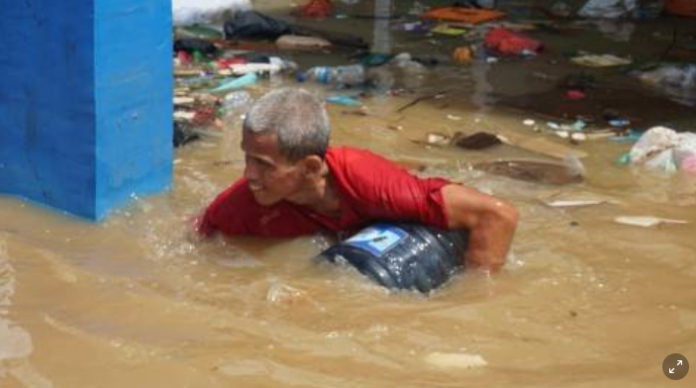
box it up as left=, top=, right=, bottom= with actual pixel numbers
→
left=316, top=223, right=469, bottom=293
left=300, top=64, right=366, bottom=87
left=222, top=90, right=251, bottom=109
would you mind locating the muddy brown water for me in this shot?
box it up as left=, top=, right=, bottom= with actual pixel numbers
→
left=2, top=1, right=696, bottom=387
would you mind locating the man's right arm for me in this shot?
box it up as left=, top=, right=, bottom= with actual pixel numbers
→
left=440, top=184, right=519, bottom=272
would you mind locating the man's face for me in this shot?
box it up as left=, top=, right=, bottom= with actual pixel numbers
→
left=241, top=131, right=304, bottom=206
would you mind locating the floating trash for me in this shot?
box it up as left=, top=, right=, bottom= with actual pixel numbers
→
left=424, top=352, right=488, bottom=369
left=475, top=160, right=584, bottom=185
left=614, top=216, right=689, bottom=228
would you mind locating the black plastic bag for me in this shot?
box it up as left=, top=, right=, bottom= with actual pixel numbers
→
left=173, top=38, right=218, bottom=56
left=223, top=11, right=291, bottom=40
left=173, top=121, right=199, bottom=148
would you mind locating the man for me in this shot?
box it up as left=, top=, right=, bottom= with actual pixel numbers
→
left=197, top=88, right=518, bottom=272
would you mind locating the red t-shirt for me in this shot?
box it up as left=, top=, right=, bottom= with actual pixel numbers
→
left=198, top=147, right=451, bottom=237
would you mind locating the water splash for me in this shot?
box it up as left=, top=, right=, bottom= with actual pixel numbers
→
left=0, top=240, right=31, bottom=377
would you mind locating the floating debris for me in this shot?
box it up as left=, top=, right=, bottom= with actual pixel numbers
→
left=424, top=352, right=488, bottom=369
left=614, top=216, right=689, bottom=228
left=211, top=73, right=259, bottom=93
left=420, top=6, right=505, bottom=24
left=545, top=200, right=608, bottom=208
left=571, top=54, right=632, bottom=68
left=431, top=24, right=468, bottom=36
left=425, top=132, right=451, bottom=146
left=565, top=90, right=586, bottom=100
left=475, top=160, right=584, bottom=185
left=276, top=35, right=332, bottom=51
left=173, top=96, right=196, bottom=106
left=570, top=132, right=587, bottom=143
left=454, top=132, right=502, bottom=150
left=326, top=95, right=362, bottom=107
left=411, top=132, right=451, bottom=147
left=174, top=111, right=196, bottom=120
left=452, top=46, right=474, bottom=65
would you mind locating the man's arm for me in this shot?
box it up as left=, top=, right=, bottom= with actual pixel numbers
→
left=440, top=184, right=519, bottom=272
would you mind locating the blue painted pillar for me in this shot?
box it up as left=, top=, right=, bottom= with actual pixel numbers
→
left=0, top=0, right=173, bottom=221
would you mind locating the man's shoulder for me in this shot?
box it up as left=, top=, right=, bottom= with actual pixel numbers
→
left=327, top=145, right=382, bottom=157
left=326, top=146, right=409, bottom=199
left=326, top=146, right=396, bottom=172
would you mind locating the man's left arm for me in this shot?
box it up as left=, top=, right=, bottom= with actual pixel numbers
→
left=440, top=184, right=519, bottom=272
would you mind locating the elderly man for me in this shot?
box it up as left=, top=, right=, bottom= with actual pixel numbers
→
left=197, top=88, right=518, bottom=271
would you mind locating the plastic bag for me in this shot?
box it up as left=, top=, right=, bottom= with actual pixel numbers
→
left=174, top=38, right=218, bottom=56
left=578, top=0, right=638, bottom=18
left=295, top=0, right=334, bottom=18
left=637, top=65, right=696, bottom=90
left=224, top=11, right=292, bottom=40
left=629, top=126, right=696, bottom=172
left=484, top=28, right=543, bottom=56
left=173, top=0, right=251, bottom=26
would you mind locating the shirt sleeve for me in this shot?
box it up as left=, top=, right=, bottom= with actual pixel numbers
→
left=332, top=148, right=452, bottom=229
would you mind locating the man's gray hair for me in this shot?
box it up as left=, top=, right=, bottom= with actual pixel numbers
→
left=243, top=88, right=330, bottom=161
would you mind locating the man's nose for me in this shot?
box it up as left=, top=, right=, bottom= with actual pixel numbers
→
left=244, top=161, right=258, bottom=181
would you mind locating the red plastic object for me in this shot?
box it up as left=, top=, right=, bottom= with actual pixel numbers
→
left=565, top=90, right=585, bottom=100
left=484, top=27, right=542, bottom=56
left=665, top=0, right=696, bottom=17
left=297, top=0, right=333, bottom=19
left=193, top=107, right=217, bottom=127
left=216, top=57, right=247, bottom=69
left=177, top=50, right=192, bottom=65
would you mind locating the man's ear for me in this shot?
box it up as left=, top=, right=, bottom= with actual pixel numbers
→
left=301, top=155, right=324, bottom=176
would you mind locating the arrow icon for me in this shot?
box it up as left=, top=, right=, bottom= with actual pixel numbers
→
left=670, top=368, right=675, bottom=374
left=678, top=360, right=683, bottom=366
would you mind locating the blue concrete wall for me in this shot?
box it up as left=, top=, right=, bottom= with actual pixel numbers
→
left=0, top=0, right=97, bottom=218
left=94, top=0, right=173, bottom=219
left=0, top=0, right=172, bottom=221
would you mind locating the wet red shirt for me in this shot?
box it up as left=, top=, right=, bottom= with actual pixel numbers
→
left=198, top=147, right=451, bottom=237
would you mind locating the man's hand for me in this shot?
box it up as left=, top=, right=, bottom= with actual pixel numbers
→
left=440, top=184, right=519, bottom=272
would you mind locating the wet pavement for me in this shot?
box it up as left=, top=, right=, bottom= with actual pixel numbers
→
left=2, top=1, right=696, bottom=387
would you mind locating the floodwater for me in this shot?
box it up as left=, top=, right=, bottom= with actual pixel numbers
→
left=2, top=1, right=696, bottom=387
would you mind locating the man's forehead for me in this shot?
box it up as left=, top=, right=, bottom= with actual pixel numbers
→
left=242, top=131, right=278, bottom=148
left=241, top=131, right=285, bottom=161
